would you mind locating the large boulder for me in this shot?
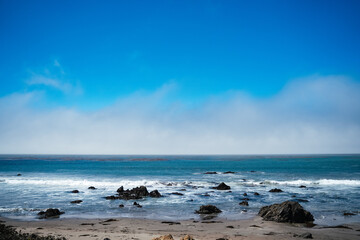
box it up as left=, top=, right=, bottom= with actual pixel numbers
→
left=212, top=182, right=230, bottom=190
left=258, top=201, right=314, bottom=223
left=38, top=208, right=64, bottom=219
left=195, top=205, right=222, bottom=214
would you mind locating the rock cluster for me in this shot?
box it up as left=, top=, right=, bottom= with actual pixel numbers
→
left=258, top=201, right=314, bottom=223
left=106, top=186, right=162, bottom=200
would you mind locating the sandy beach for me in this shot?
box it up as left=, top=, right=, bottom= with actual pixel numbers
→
left=1, top=216, right=360, bottom=240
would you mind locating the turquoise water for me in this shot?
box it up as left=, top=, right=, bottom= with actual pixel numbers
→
left=0, top=155, right=359, bottom=225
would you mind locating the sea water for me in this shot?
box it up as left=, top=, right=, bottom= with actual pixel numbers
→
left=0, top=154, right=359, bottom=225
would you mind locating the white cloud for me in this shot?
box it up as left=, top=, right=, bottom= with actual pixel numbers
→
left=0, top=75, right=359, bottom=154
left=25, top=60, right=82, bottom=95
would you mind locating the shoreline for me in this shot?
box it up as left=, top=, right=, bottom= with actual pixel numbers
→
left=1, top=216, right=359, bottom=240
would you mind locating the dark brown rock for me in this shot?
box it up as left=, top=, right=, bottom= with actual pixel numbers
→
left=149, top=190, right=162, bottom=198
left=239, top=201, right=249, bottom=206
left=88, top=186, right=96, bottom=190
left=70, top=200, right=82, bottom=204
left=71, top=190, right=79, bottom=193
left=258, top=201, right=314, bottom=223
left=117, top=186, right=149, bottom=200
left=195, top=205, right=222, bottom=214
left=254, top=192, right=260, bottom=196
left=212, top=182, right=230, bottom=190
left=269, top=188, right=283, bottom=193
left=37, top=208, right=64, bottom=219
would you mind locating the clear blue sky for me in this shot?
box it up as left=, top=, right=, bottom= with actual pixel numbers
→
left=1, top=0, right=359, bottom=109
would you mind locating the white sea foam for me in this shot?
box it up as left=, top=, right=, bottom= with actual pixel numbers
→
left=258, top=179, right=360, bottom=186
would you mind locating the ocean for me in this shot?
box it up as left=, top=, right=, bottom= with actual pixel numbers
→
left=0, top=154, right=359, bottom=225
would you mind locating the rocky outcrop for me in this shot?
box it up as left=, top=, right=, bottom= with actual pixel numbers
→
left=133, top=202, right=142, bottom=208
left=223, top=171, right=235, bottom=174
left=258, top=201, right=314, bottom=223
left=212, top=182, right=230, bottom=190
left=269, top=188, right=283, bottom=193
left=150, top=190, right=162, bottom=198
left=38, top=208, right=65, bottom=219
left=117, top=186, right=149, bottom=200
left=195, top=205, right=222, bottom=214
left=88, top=186, right=96, bottom=190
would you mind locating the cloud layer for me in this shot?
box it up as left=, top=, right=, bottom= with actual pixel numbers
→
left=0, top=75, right=359, bottom=154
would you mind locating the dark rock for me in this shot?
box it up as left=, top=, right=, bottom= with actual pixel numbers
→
left=38, top=208, right=65, bottom=219
left=223, top=171, right=235, bottom=174
left=195, top=205, right=222, bottom=214
left=269, top=188, right=283, bottom=193
left=88, top=186, right=96, bottom=190
left=133, top=202, right=142, bottom=208
left=254, top=192, right=260, bottom=196
left=104, top=238, right=111, bottom=240
left=243, top=193, right=247, bottom=196
left=226, top=225, right=234, bottom=228
left=119, top=204, right=124, bottom=208
left=292, top=195, right=297, bottom=197
left=161, top=221, right=180, bottom=225
left=171, top=192, right=184, bottom=196
left=250, top=170, right=256, bottom=172
left=149, top=190, right=162, bottom=198
left=71, top=190, right=79, bottom=193
left=299, top=185, right=307, bottom=188
left=17, top=173, right=22, bottom=176
left=204, top=171, right=217, bottom=174
left=105, top=195, right=118, bottom=200
left=239, top=201, right=249, bottom=206
left=241, top=198, right=250, bottom=201
left=117, top=186, right=124, bottom=193
left=258, top=201, right=314, bottom=223
left=117, top=186, right=149, bottom=200
left=212, top=182, right=230, bottom=190
left=343, top=212, right=356, bottom=216
left=294, top=232, right=313, bottom=239
left=216, top=238, right=228, bottom=240
left=70, top=200, right=82, bottom=204
left=295, top=199, right=309, bottom=203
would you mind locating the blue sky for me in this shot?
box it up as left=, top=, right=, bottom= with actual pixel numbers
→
left=0, top=0, right=360, bottom=154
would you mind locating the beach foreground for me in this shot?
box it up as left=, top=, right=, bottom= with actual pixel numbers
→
left=1, top=216, right=359, bottom=240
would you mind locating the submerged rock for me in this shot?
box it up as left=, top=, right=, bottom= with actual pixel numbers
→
left=71, top=190, right=79, bottom=193
left=258, top=201, right=314, bottom=223
left=38, top=208, right=65, bottom=219
left=299, top=185, right=307, bottom=188
left=223, top=171, right=235, bottom=174
left=171, top=192, right=184, bottom=196
left=88, top=186, right=96, bottom=190
left=212, top=182, right=230, bottom=190
left=70, top=200, right=83, bottom=204
left=133, top=202, right=142, bottom=208
left=204, top=172, right=217, bottom=174
left=269, top=188, right=283, bottom=193
left=239, top=201, right=249, bottom=206
left=254, top=192, right=260, bottom=196
left=195, top=205, right=222, bottom=214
